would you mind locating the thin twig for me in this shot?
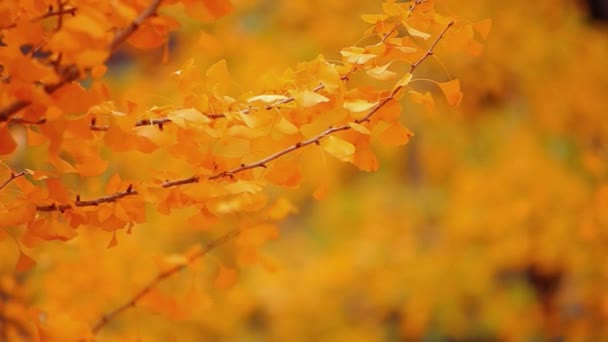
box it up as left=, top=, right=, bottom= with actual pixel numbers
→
left=109, top=0, right=163, bottom=52
left=0, top=6, right=78, bottom=30
left=91, top=226, right=244, bottom=334
left=163, top=22, right=454, bottom=188
left=36, top=186, right=137, bottom=212
left=0, top=0, right=163, bottom=123
left=0, top=171, right=26, bottom=192
left=87, top=19, right=454, bottom=336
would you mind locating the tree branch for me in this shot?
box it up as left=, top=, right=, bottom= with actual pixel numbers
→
left=163, top=22, right=454, bottom=187
left=91, top=225, right=244, bottom=334
left=86, top=18, right=444, bottom=323
left=36, top=185, right=137, bottom=212
left=0, top=0, right=164, bottom=123
left=109, top=0, right=163, bottom=53
left=0, top=171, right=26, bottom=192
left=0, top=5, right=78, bottom=30
left=33, top=21, right=454, bottom=210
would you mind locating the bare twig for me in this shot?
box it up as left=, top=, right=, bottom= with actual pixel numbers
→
left=91, top=226, right=244, bottom=334
left=36, top=185, right=137, bottom=212
left=0, top=171, right=26, bottom=192
left=0, top=5, right=78, bottom=30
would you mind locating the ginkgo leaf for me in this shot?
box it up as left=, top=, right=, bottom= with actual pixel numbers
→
left=395, top=73, right=413, bottom=90
left=340, top=47, right=377, bottom=64
left=215, top=265, right=238, bottom=290
left=473, top=18, right=492, bottom=40
left=360, top=14, right=389, bottom=24
left=128, top=23, right=166, bottom=49
left=374, top=122, right=414, bottom=146
left=267, top=198, right=298, bottom=220
left=320, top=136, right=355, bottom=162
left=167, top=107, right=211, bottom=128
left=246, top=95, right=289, bottom=103
left=183, top=0, right=234, bottom=22
left=16, top=250, right=36, bottom=272
left=366, top=62, right=397, bottom=80
left=353, top=144, right=379, bottom=172
left=0, top=125, right=17, bottom=155
left=139, top=288, right=186, bottom=320
left=275, top=116, right=299, bottom=135
left=107, top=232, right=118, bottom=248
left=348, top=122, right=371, bottom=135
left=434, top=13, right=454, bottom=25
left=409, top=90, right=435, bottom=112
left=290, top=90, right=330, bottom=107
left=404, top=24, right=431, bottom=39
left=438, top=79, right=463, bottom=106
left=344, top=99, right=378, bottom=113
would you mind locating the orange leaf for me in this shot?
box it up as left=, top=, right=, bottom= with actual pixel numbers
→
left=473, top=18, right=492, bottom=40
left=214, top=265, right=238, bottom=290
left=16, top=250, right=36, bottom=272
left=374, top=122, right=414, bottom=146
left=139, top=288, right=186, bottom=320
left=353, top=144, right=379, bottom=172
left=0, top=125, right=17, bottom=155
left=128, top=23, right=165, bottom=49
left=107, top=232, right=118, bottom=248
left=437, top=79, right=463, bottom=106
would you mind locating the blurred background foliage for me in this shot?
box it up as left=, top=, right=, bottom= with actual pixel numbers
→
left=2, top=0, right=608, bottom=340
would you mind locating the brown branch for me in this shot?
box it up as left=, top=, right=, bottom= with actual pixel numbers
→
left=36, top=185, right=137, bottom=212
left=91, top=225, right=244, bottom=334
left=0, top=171, right=26, bottom=191
left=0, top=5, right=78, bottom=30
left=0, top=0, right=163, bottom=123
left=109, top=0, right=163, bottom=52
left=89, top=23, right=453, bottom=336
left=409, top=21, right=454, bottom=73
left=163, top=22, right=454, bottom=188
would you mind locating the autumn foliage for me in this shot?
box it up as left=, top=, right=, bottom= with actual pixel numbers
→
left=7, top=0, right=604, bottom=340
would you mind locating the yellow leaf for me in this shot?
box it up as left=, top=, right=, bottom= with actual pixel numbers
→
left=361, top=14, right=389, bottom=24
left=167, top=107, right=211, bottom=128
left=348, top=122, right=371, bottom=135
left=247, top=95, right=289, bottom=103
left=340, top=47, right=376, bottom=64
left=409, top=90, right=435, bottom=112
left=267, top=198, right=298, bottom=220
left=434, top=13, right=453, bottom=25
left=275, top=115, right=299, bottom=135
left=404, top=24, right=431, bottom=39
left=366, top=62, right=397, bottom=81
left=320, top=136, right=355, bottom=162
left=395, top=73, right=413, bottom=90
left=343, top=99, right=378, bottom=113
left=290, top=90, right=330, bottom=107
left=438, top=79, right=463, bottom=106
